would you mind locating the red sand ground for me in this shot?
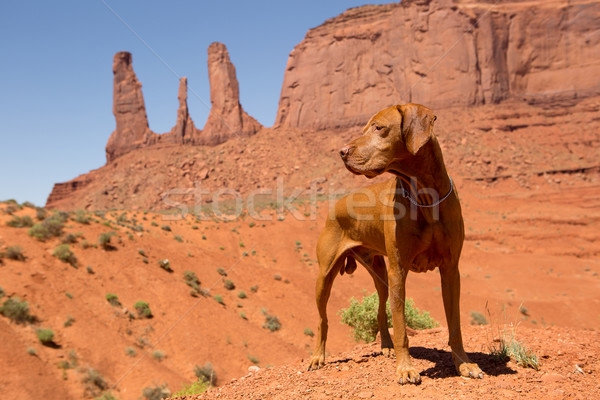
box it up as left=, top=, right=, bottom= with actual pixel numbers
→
left=1, top=172, right=599, bottom=399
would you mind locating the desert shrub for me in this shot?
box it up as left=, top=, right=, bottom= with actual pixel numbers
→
left=62, top=233, right=79, bottom=244
left=240, top=312, right=247, bottom=319
left=134, top=301, right=153, bottom=318
left=152, top=350, right=166, bottom=361
left=304, top=328, right=314, bottom=337
left=174, top=235, right=183, bottom=242
left=35, top=208, right=47, bottom=221
left=273, top=274, right=282, bottom=281
left=247, top=355, right=259, bottom=364
left=183, top=271, right=201, bottom=294
left=3, top=202, right=19, bottom=214
left=81, top=240, right=94, bottom=249
left=237, top=291, right=247, bottom=299
left=158, top=259, right=172, bottom=272
left=142, top=385, right=170, bottom=400
left=82, top=368, right=108, bottom=397
left=173, top=379, right=209, bottom=396
left=7, top=215, right=34, bottom=228
left=0, top=286, right=4, bottom=298
left=194, top=362, right=217, bottom=385
left=21, top=201, right=35, bottom=208
left=73, top=210, right=91, bottom=224
left=53, top=244, right=77, bottom=266
left=489, top=330, right=539, bottom=369
left=86, top=265, right=95, bottom=274
left=105, top=293, right=121, bottom=307
left=98, top=232, right=116, bottom=250
left=214, top=295, right=224, bottom=305
left=161, top=225, right=171, bottom=232
left=36, top=328, right=55, bottom=345
left=94, top=392, right=119, bottom=400
left=138, top=249, right=147, bottom=257
left=216, top=267, right=227, bottom=276
left=27, top=347, right=37, bottom=355
left=28, top=212, right=66, bottom=241
left=470, top=311, right=488, bottom=325
left=223, top=279, right=235, bottom=290
left=250, top=285, right=258, bottom=293
left=64, top=315, right=75, bottom=327
left=339, top=292, right=438, bottom=343
left=0, top=297, right=34, bottom=323
left=4, top=246, right=25, bottom=261
left=262, top=311, right=281, bottom=332
left=125, top=347, right=137, bottom=357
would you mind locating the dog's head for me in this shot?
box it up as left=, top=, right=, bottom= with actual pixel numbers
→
left=340, top=103, right=437, bottom=178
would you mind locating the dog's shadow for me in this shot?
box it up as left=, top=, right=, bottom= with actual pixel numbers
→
left=409, top=346, right=517, bottom=378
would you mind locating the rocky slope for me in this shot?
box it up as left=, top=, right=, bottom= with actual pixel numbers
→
left=275, top=0, right=600, bottom=129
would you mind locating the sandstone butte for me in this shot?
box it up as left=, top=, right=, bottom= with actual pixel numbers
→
left=46, top=0, right=600, bottom=209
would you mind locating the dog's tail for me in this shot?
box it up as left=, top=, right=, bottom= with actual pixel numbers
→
left=340, top=255, right=357, bottom=276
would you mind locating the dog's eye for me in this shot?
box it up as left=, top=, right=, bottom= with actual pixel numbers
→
left=374, top=125, right=383, bottom=131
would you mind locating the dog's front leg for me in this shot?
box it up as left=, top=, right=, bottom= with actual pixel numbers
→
left=388, top=252, right=421, bottom=384
left=440, top=263, right=484, bottom=378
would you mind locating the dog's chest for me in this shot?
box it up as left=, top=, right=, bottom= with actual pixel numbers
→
left=409, top=248, right=446, bottom=272
left=404, top=228, right=451, bottom=273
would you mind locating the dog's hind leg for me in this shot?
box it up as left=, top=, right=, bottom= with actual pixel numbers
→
left=308, top=231, right=345, bottom=371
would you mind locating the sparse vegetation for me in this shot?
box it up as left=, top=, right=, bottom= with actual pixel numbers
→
left=4, top=246, right=25, bottom=261
left=125, top=347, right=137, bottom=357
left=217, top=267, right=227, bottom=276
left=142, top=385, right=170, bottom=400
left=138, top=249, right=147, bottom=257
left=82, top=368, right=109, bottom=397
left=214, top=295, right=224, bottom=305
left=134, top=301, right=153, bottom=318
left=304, top=328, right=314, bottom=337
left=98, top=232, right=116, bottom=250
left=64, top=315, right=75, bottom=327
left=36, top=208, right=47, bottom=221
left=247, top=355, right=259, bottom=364
left=62, top=232, right=79, bottom=244
left=36, top=328, right=55, bottom=345
left=237, top=291, right=247, bottom=299
left=471, top=311, right=488, bottom=325
left=274, top=274, right=282, bottom=281
left=161, top=225, right=172, bottom=232
left=250, top=285, right=258, bottom=293
left=173, top=379, right=209, bottom=396
left=94, top=391, right=119, bottom=400
left=27, top=347, right=37, bottom=356
left=7, top=215, right=34, bottom=228
left=174, top=235, right=183, bottom=242
left=0, top=286, right=4, bottom=299
left=86, top=265, right=95, bottom=274
left=224, top=279, right=235, bottom=290
left=53, top=244, right=77, bottom=266
left=339, top=292, right=439, bottom=343
left=158, top=259, right=173, bottom=272
left=194, top=362, right=217, bottom=385
left=73, top=210, right=91, bottom=225
left=489, top=329, right=539, bottom=369
left=152, top=350, right=166, bottom=361
left=28, top=212, right=66, bottom=241
left=0, top=297, right=34, bottom=324
left=183, top=270, right=202, bottom=295
left=105, top=293, right=121, bottom=307
left=262, top=310, right=281, bottom=332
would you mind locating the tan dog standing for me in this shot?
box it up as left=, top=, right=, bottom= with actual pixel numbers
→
left=308, top=104, right=483, bottom=384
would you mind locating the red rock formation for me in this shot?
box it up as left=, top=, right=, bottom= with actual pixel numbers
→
left=200, top=42, right=262, bottom=145
left=275, top=0, right=600, bottom=130
left=170, top=77, right=199, bottom=144
left=105, top=52, right=154, bottom=162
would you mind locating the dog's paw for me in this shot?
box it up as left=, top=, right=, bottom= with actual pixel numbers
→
left=396, top=366, right=421, bottom=385
left=307, top=354, right=325, bottom=371
left=381, top=347, right=395, bottom=358
left=458, top=362, right=484, bottom=379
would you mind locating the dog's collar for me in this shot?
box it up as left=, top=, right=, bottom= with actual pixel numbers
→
left=398, top=176, right=454, bottom=208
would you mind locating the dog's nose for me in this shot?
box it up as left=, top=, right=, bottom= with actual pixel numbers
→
left=339, top=146, right=352, bottom=161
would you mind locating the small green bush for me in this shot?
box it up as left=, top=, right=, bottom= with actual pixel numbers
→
left=134, top=301, right=153, bottom=318
left=73, top=210, right=91, bottom=225
left=304, top=328, right=314, bottom=337
left=194, top=362, right=217, bottom=385
left=489, top=330, right=539, bottom=370
left=125, top=347, right=137, bottom=357
left=183, top=271, right=201, bottom=294
left=0, top=286, right=4, bottom=298
left=62, top=233, right=79, bottom=244
left=98, top=232, right=115, bottom=250
left=247, top=355, right=259, bottom=364
left=138, top=249, right=147, bottom=257
left=35, top=208, right=47, bottom=221
left=237, top=291, right=247, bottom=299
left=216, top=267, right=227, bottom=276
left=142, top=385, right=170, bottom=400
left=262, top=311, right=281, bottom=332
left=152, top=350, right=166, bottom=361
left=4, top=246, right=25, bottom=261
left=339, top=292, right=439, bottom=343
left=27, top=347, right=37, bottom=356
left=7, top=215, right=34, bottom=228
left=94, top=391, right=119, bottom=400
left=274, top=274, right=282, bottom=281
left=82, top=368, right=108, bottom=397
left=174, top=235, right=183, bottom=242
left=64, top=315, right=75, bottom=327
left=0, top=297, right=34, bottom=324
left=36, top=328, right=55, bottom=345
left=28, top=212, right=66, bottom=241
left=214, top=295, right=224, bottom=305
left=470, top=311, right=488, bottom=325
left=105, top=293, right=121, bottom=307
left=224, top=280, right=235, bottom=290
left=86, top=265, right=95, bottom=274
left=173, top=380, right=209, bottom=396
left=250, top=285, right=258, bottom=293
left=53, top=244, right=77, bottom=266
left=161, top=225, right=172, bottom=232
left=158, top=259, right=172, bottom=272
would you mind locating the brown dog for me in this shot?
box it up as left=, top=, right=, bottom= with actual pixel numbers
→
left=308, top=103, right=483, bottom=383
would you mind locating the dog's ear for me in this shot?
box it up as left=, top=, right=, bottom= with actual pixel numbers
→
left=397, top=104, right=436, bottom=155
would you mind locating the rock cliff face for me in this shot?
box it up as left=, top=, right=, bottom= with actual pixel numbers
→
left=201, top=42, right=262, bottom=145
left=275, top=0, right=600, bottom=130
left=105, top=52, right=153, bottom=162
left=170, top=77, right=198, bottom=144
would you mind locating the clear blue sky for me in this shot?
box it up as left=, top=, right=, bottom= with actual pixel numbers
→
left=0, top=1, right=390, bottom=206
